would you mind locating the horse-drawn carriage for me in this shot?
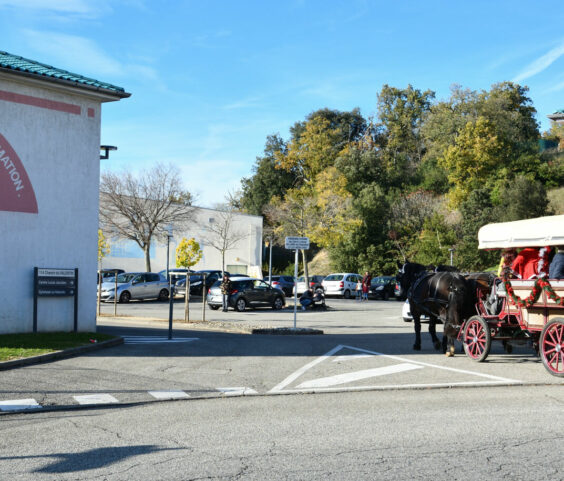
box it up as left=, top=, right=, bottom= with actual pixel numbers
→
left=462, top=214, right=564, bottom=377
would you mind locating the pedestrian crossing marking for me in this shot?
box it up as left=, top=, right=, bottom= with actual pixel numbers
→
left=149, top=390, right=190, bottom=400
left=74, top=394, right=119, bottom=405
left=123, top=336, right=199, bottom=345
left=217, top=387, right=258, bottom=396
left=0, top=398, right=41, bottom=411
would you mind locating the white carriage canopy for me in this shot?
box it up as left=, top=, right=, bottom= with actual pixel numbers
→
left=478, top=215, right=564, bottom=250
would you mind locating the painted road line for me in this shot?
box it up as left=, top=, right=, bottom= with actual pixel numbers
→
left=297, top=363, right=423, bottom=389
left=270, top=344, right=343, bottom=393
left=217, top=387, right=258, bottom=396
left=270, top=344, right=523, bottom=394
left=123, top=336, right=199, bottom=345
left=0, top=398, right=41, bottom=412
left=149, top=390, right=190, bottom=400
left=332, top=354, right=374, bottom=362
left=73, top=394, right=119, bottom=405
left=339, top=344, right=522, bottom=383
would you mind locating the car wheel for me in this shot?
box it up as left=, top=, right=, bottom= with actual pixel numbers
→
left=343, top=289, right=351, bottom=299
left=158, top=289, right=169, bottom=301
left=235, top=298, right=247, bottom=312
left=209, top=305, right=220, bottom=311
left=119, top=291, right=131, bottom=303
left=272, top=297, right=284, bottom=310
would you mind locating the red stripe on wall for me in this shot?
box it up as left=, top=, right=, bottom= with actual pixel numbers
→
left=0, top=89, right=81, bottom=115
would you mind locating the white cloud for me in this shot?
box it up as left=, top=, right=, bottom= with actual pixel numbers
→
left=22, top=29, right=158, bottom=82
left=0, top=0, right=111, bottom=17
left=513, top=41, right=564, bottom=83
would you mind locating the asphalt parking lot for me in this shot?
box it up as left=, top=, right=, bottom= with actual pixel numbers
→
left=1, top=296, right=560, bottom=414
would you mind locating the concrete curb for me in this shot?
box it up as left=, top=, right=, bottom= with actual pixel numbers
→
left=0, top=337, right=124, bottom=371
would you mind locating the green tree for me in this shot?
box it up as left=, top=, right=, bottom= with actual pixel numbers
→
left=176, top=237, right=203, bottom=323
left=376, top=84, right=435, bottom=188
left=239, top=134, right=297, bottom=216
left=97, top=229, right=110, bottom=265
left=439, top=117, right=506, bottom=207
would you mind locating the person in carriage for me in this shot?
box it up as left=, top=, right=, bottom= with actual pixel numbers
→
left=549, top=246, right=564, bottom=279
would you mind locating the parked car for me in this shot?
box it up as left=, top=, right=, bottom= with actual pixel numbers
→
left=175, top=270, right=229, bottom=297
left=368, top=276, right=396, bottom=300
left=99, top=272, right=170, bottom=303
left=322, top=273, right=362, bottom=298
left=293, top=275, right=326, bottom=296
left=207, top=277, right=285, bottom=312
left=97, top=268, right=124, bottom=284
left=401, top=299, right=431, bottom=323
left=268, top=275, right=295, bottom=296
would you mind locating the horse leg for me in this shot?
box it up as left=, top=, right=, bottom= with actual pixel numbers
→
left=444, top=322, right=456, bottom=357
left=413, top=314, right=421, bottom=351
left=428, top=317, right=441, bottom=351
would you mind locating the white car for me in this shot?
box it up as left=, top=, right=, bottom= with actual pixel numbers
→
left=402, top=299, right=430, bottom=322
left=322, top=273, right=363, bottom=299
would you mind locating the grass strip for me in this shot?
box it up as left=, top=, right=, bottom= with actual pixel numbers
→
left=0, top=332, right=116, bottom=362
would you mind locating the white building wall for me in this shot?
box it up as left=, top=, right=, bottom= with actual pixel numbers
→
left=0, top=74, right=112, bottom=333
left=101, top=206, right=263, bottom=275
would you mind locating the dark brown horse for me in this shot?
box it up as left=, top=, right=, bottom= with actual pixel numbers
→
left=397, top=262, right=470, bottom=355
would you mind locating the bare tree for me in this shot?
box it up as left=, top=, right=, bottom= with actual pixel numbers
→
left=204, top=203, right=248, bottom=275
left=100, top=163, right=195, bottom=272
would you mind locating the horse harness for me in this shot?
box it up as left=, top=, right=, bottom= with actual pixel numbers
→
left=408, top=271, right=461, bottom=323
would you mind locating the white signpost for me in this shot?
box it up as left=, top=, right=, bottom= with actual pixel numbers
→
left=285, top=237, right=309, bottom=329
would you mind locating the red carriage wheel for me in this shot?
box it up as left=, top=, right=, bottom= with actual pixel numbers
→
left=463, top=315, right=491, bottom=362
left=540, top=318, right=564, bottom=378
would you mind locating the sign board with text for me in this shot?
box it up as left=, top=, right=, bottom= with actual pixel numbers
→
left=285, top=236, right=310, bottom=250
left=33, top=267, right=78, bottom=332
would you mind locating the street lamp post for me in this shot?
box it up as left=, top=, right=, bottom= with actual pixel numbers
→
left=266, top=237, right=272, bottom=284
left=165, top=225, right=174, bottom=339
left=449, top=247, right=455, bottom=266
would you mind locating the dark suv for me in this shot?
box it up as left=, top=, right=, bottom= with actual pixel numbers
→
left=207, top=277, right=285, bottom=312
left=268, top=275, right=295, bottom=296
left=368, top=276, right=396, bottom=300
left=175, top=270, right=229, bottom=297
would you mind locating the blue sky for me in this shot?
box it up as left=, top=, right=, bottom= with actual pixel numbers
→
left=1, top=0, right=563, bottom=207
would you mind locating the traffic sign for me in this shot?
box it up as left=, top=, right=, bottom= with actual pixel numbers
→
left=285, top=236, right=309, bottom=250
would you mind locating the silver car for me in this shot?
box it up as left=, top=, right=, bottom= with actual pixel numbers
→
left=99, top=272, right=170, bottom=303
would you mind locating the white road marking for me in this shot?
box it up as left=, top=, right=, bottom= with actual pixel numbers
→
left=339, top=344, right=522, bottom=383
left=0, top=398, right=41, bottom=411
left=297, top=363, right=423, bottom=389
left=73, top=394, right=119, bottom=405
left=332, top=354, right=374, bottom=362
left=217, top=387, right=258, bottom=396
left=123, top=336, right=199, bottom=345
left=270, top=344, right=343, bottom=393
left=149, top=390, right=190, bottom=400
left=270, top=344, right=523, bottom=394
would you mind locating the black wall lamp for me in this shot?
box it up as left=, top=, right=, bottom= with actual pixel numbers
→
left=100, top=145, right=117, bottom=159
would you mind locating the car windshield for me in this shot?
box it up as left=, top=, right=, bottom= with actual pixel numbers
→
left=324, top=274, right=343, bottom=281
left=115, top=273, right=137, bottom=283
left=371, top=277, right=389, bottom=285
